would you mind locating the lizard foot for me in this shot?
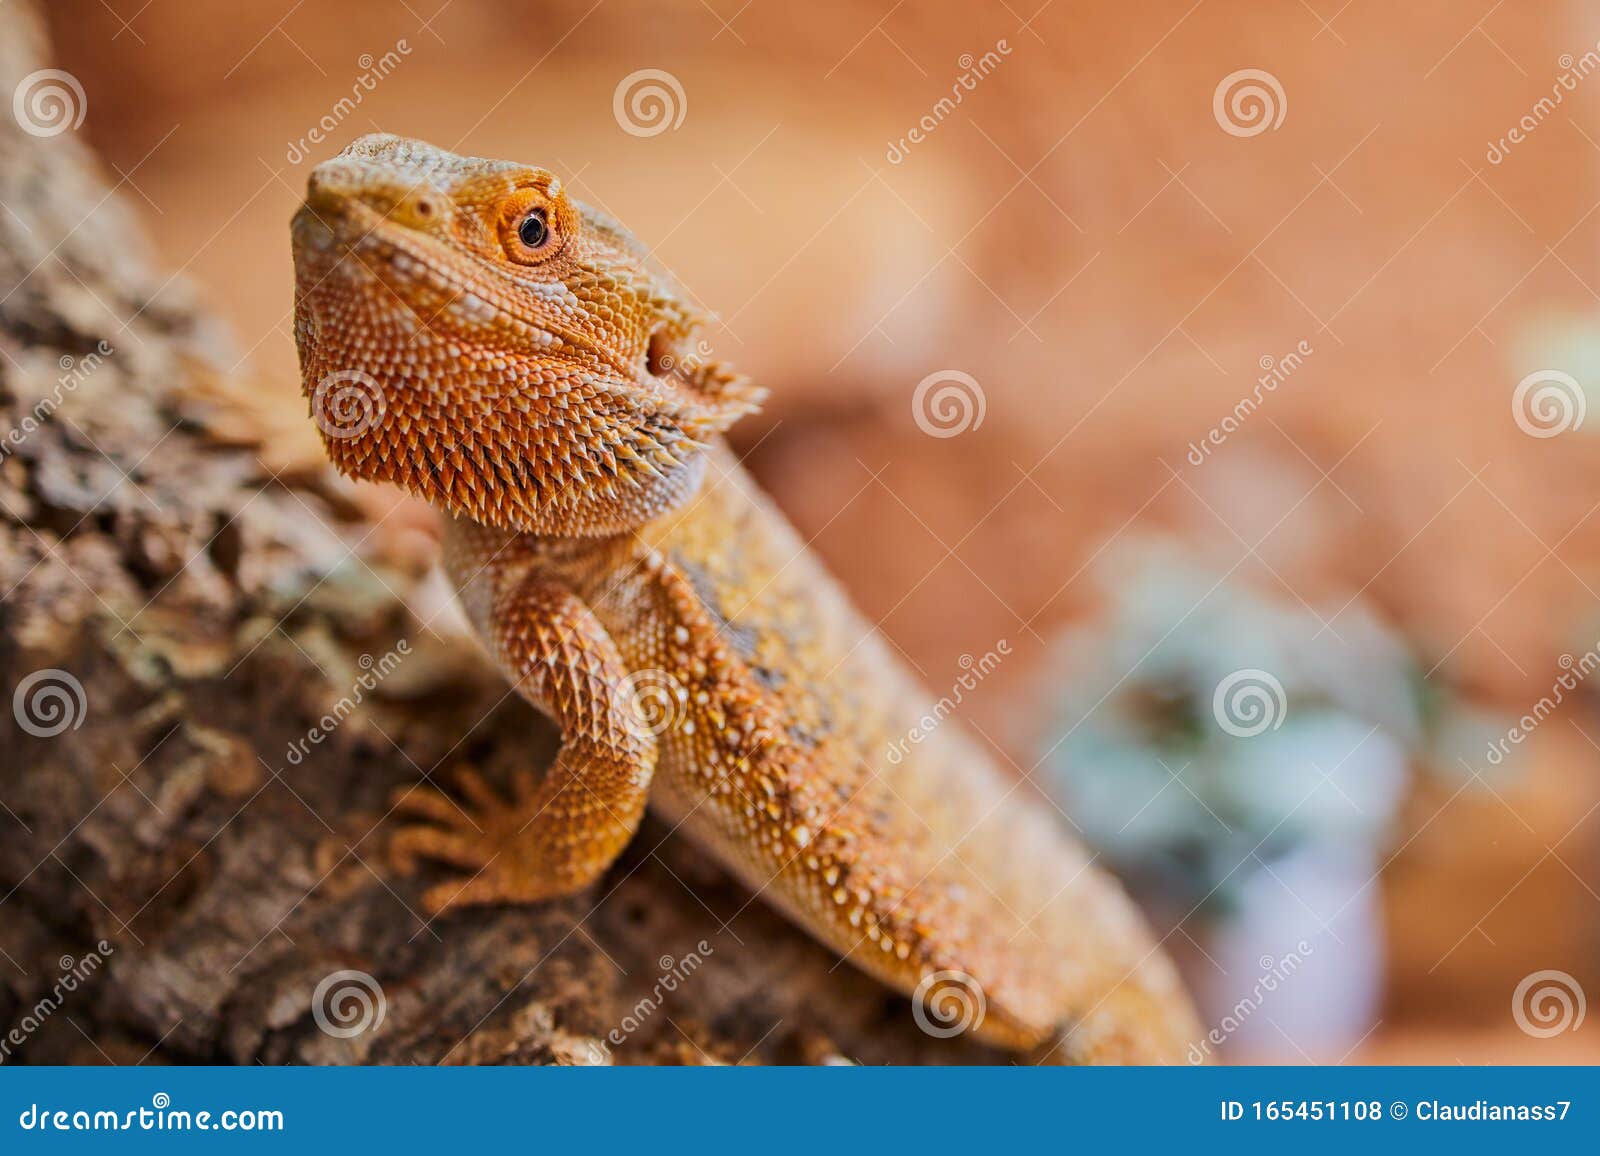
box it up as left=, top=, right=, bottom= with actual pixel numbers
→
left=388, top=766, right=579, bottom=913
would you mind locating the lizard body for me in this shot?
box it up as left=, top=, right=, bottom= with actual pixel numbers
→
left=291, top=134, right=1200, bottom=1062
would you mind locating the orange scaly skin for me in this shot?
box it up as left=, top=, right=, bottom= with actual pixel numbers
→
left=292, top=135, right=1201, bottom=1063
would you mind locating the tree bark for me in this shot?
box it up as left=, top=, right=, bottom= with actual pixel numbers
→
left=0, top=2, right=1003, bottom=1065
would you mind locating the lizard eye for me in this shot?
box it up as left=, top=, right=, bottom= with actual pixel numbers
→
left=518, top=208, right=549, bottom=250
left=498, top=187, right=568, bottom=264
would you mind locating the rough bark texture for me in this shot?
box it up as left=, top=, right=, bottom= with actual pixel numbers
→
left=0, top=4, right=1002, bottom=1066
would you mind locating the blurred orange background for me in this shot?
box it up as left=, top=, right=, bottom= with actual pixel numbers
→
left=43, top=0, right=1600, bottom=1062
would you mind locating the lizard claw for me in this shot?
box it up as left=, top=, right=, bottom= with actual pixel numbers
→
left=387, top=766, right=570, bottom=913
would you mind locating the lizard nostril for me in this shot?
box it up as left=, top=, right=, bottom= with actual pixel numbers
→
left=391, top=191, right=446, bottom=230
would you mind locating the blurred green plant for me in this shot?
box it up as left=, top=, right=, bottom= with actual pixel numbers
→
left=1036, top=540, right=1498, bottom=916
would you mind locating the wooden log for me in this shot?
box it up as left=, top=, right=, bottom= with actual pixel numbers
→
left=0, top=0, right=1003, bottom=1066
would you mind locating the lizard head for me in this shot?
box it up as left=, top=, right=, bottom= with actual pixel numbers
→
left=290, top=133, right=763, bottom=535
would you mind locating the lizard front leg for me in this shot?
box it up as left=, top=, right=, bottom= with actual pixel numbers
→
left=392, top=571, right=657, bottom=913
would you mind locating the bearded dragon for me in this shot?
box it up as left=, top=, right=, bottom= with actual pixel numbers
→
left=290, top=134, right=1200, bottom=1063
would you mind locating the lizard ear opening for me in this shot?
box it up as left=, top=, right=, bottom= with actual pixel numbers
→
left=655, top=357, right=768, bottom=442
left=646, top=328, right=674, bottom=378
left=643, top=325, right=767, bottom=440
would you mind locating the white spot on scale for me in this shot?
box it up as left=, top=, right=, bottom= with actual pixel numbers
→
left=451, top=292, right=496, bottom=322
